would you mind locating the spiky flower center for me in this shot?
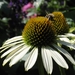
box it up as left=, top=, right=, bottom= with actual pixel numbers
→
left=52, top=12, right=69, bottom=34
left=22, top=17, right=56, bottom=47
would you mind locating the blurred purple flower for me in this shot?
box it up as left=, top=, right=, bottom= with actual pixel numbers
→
left=8, top=0, right=14, bottom=7
left=22, top=2, right=34, bottom=13
left=7, top=0, right=38, bottom=21
left=19, top=0, right=23, bottom=3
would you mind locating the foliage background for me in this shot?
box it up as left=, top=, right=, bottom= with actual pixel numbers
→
left=0, top=0, right=75, bottom=75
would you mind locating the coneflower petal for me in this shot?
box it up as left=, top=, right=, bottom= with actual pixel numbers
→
left=58, top=33, right=75, bottom=38
left=59, top=37, right=70, bottom=43
left=6, top=45, right=28, bottom=59
left=3, top=36, right=23, bottom=45
left=57, top=40, right=75, bottom=49
left=9, top=46, right=31, bottom=67
left=0, top=41, right=23, bottom=53
left=25, top=48, right=38, bottom=71
left=41, top=48, right=53, bottom=74
left=53, top=44, right=75, bottom=65
left=65, top=33, right=75, bottom=37
left=49, top=47, right=68, bottom=69
left=1, top=43, right=25, bottom=58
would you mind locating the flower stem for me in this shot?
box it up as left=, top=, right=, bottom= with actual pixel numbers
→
left=59, top=66, right=66, bottom=75
left=37, top=46, right=45, bottom=75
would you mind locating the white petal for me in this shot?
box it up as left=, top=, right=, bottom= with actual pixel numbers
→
left=2, top=45, right=30, bottom=66
left=53, top=44, right=75, bottom=65
left=3, top=40, right=23, bottom=47
left=57, top=40, right=75, bottom=49
left=41, top=48, right=53, bottom=74
left=65, top=33, right=75, bottom=37
left=1, top=43, right=24, bottom=58
left=59, top=37, right=70, bottom=43
left=25, top=48, right=38, bottom=71
left=58, top=35, right=67, bottom=38
left=9, top=46, right=31, bottom=67
left=0, top=41, right=23, bottom=53
left=3, top=36, right=23, bottom=45
left=49, top=47, right=68, bottom=69
left=6, top=45, right=28, bottom=59
left=58, top=33, right=75, bottom=38
left=70, top=39, right=75, bottom=44
left=22, top=52, right=31, bottom=61
left=2, top=59, right=9, bottom=66
left=0, top=45, right=12, bottom=53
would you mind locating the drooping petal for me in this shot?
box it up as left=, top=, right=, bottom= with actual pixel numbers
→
left=9, top=46, right=31, bottom=67
left=58, top=33, right=75, bottom=38
left=59, top=37, right=70, bottom=43
left=0, top=45, right=12, bottom=53
left=2, top=45, right=25, bottom=65
left=53, top=44, right=75, bottom=65
left=3, top=36, right=23, bottom=45
left=0, top=41, right=23, bottom=53
left=2, top=45, right=30, bottom=66
left=1, top=43, right=24, bottom=58
left=57, top=40, right=75, bottom=49
left=49, top=47, right=68, bottom=69
left=65, top=33, right=75, bottom=37
left=6, top=45, right=28, bottom=59
left=58, top=35, right=67, bottom=38
left=25, top=48, right=38, bottom=71
left=41, top=48, right=53, bottom=74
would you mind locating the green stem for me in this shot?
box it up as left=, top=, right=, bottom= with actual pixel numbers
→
left=37, top=46, right=45, bottom=75
left=59, top=66, right=66, bottom=75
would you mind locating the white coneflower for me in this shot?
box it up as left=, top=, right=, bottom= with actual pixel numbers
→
left=0, top=16, right=75, bottom=74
